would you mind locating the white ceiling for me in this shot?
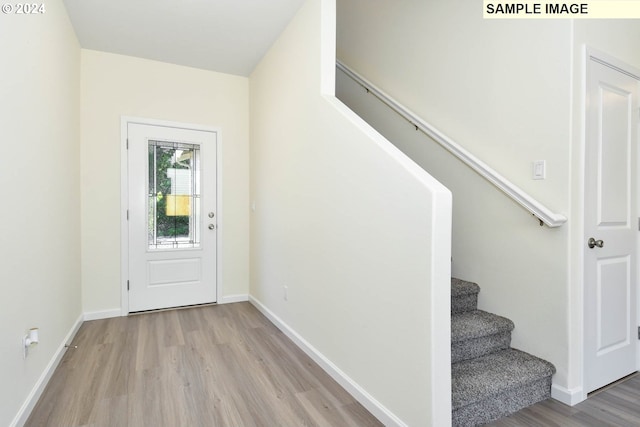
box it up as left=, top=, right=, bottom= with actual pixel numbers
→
left=63, top=0, right=305, bottom=76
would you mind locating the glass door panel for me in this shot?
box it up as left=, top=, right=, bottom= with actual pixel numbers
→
left=147, top=140, right=201, bottom=250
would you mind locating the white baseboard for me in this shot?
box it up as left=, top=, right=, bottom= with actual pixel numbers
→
left=248, top=295, right=406, bottom=427
left=219, top=294, right=249, bottom=304
left=86, top=299, right=248, bottom=319
left=10, top=313, right=84, bottom=427
left=551, top=383, right=585, bottom=406
left=83, top=308, right=122, bottom=321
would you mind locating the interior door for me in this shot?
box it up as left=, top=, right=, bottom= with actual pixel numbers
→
left=128, top=122, right=217, bottom=312
left=584, top=56, right=640, bottom=393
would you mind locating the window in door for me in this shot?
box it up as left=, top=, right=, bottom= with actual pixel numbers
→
left=147, top=140, right=201, bottom=250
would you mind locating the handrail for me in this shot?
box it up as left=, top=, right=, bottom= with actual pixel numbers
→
left=336, top=60, right=567, bottom=228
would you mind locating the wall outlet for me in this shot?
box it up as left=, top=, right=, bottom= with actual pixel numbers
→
left=23, top=328, right=39, bottom=359
left=283, top=285, right=288, bottom=301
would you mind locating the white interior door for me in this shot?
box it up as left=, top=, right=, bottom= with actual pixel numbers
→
left=128, top=122, right=217, bottom=312
left=584, top=56, right=640, bottom=393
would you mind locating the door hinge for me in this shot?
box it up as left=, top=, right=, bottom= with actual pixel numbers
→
left=127, top=280, right=130, bottom=291
left=126, top=138, right=129, bottom=149
left=127, top=209, right=129, bottom=220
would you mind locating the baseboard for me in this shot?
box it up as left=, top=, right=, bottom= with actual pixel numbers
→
left=219, top=294, right=249, bottom=304
left=10, top=313, right=84, bottom=427
left=551, top=383, right=585, bottom=406
left=86, top=299, right=248, bottom=319
left=248, top=295, right=407, bottom=427
left=83, top=308, right=122, bottom=321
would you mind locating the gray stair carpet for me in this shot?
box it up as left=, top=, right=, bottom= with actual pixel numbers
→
left=450, top=278, right=556, bottom=426
left=451, top=310, right=514, bottom=363
left=451, top=278, right=480, bottom=314
left=452, top=349, right=555, bottom=426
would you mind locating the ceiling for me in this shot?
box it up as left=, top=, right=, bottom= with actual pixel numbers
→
left=63, top=0, right=305, bottom=76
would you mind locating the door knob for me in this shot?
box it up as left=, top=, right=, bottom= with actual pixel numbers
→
left=208, top=224, right=215, bottom=230
left=588, top=237, right=604, bottom=249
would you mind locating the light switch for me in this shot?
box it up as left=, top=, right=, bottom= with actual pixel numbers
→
left=533, top=160, right=546, bottom=180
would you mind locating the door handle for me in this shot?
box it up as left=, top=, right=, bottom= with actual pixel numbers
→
left=588, top=237, right=604, bottom=249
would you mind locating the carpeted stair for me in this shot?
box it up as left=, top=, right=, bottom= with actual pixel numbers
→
left=451, top=278, right=556, bottom=426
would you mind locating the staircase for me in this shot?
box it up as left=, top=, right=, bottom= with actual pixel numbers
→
left=451, top=278, right=556, bottom=426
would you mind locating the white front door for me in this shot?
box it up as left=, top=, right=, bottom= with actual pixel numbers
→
left=584, top=55, right=640, bottom=393
left=128, top=122, right=217, bottom=312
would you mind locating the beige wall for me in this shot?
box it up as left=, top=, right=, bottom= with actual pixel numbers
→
left=250, top=0, right=452, bottom=425
left=337, top=1, right=572, bottom=207
left=337, top=0, right=640, bottom=402
left=81, top=50, right=250, bottom=314
left=336, top=0, right=573, bottom=388
left=0, top=1, right=81, bottom=425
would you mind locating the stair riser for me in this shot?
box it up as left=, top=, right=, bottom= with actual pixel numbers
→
left=450, top=278, right=557, bottom=426
left=452, top=376, right=552, bottom=427
left=452, top=293, right=478, bottom=314
left=452, top=332, right=511, bottom=363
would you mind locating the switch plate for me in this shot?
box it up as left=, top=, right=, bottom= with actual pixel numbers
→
left=533, top=160, right=546, bottom=180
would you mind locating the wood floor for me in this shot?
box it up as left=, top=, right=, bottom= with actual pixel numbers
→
left=487, top=374, right=640, bottom=427
left=26, top=302, right=383, bottom=427
left=27, top=301, right=640, bottom=427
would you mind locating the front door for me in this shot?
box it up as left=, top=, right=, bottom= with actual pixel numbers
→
left=584, top=55, right=640, bottom=393
left=128, top=122, right=217, bottom=312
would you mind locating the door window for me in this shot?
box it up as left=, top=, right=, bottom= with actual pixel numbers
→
left=148, top=140, right=201, bottom=250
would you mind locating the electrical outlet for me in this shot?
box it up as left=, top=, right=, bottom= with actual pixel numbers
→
left=283, top=285, right=288, bottom=301
left=23, top=327, right=39, bottom=359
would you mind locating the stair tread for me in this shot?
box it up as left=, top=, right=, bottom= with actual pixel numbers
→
left=452, top=348, right=556, bottom=409
left=451, top=278, right=480, bottom=297
left=452, top=310, right=514, bottom=342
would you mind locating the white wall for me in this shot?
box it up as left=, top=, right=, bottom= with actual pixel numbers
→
left=336, top=0, right=573, bottom=389
left=337, top=0, right=572, bottom=207
left=0, top=1, right=81, bottom=425
left=250, top=0, right=452, bottom=425
left=80, top=50, right=250, bottom=314
left=337, top=0, right=640, bottom=404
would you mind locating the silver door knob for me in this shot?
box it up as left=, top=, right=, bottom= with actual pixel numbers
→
left=208, top=224, right=215, bottom=230
left=588, top=237, right=604, bottom=249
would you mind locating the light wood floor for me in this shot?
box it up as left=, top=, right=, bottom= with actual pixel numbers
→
left=487, top=374, right=640, bottom=427
left=26, top=302, right=383, bottom=427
